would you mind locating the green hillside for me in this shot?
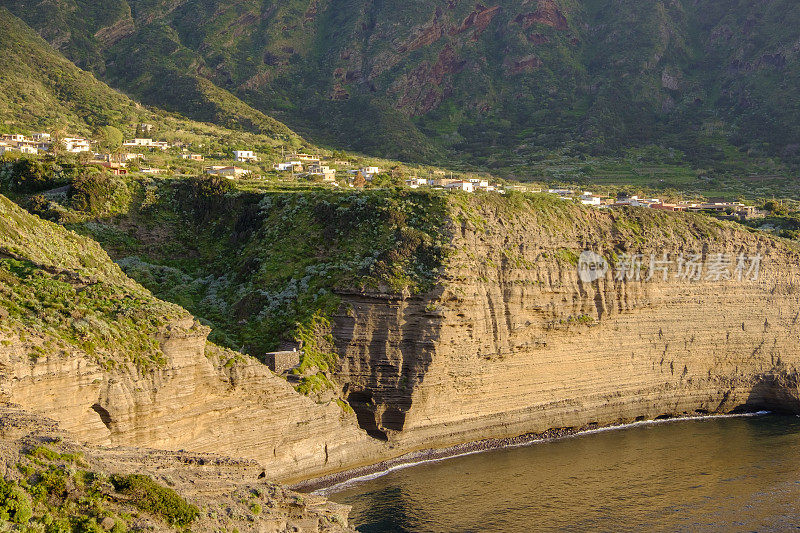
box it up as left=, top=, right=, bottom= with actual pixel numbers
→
left=0, top=7, right=305, bottom=151
left=5, top=1, right=800, bottom=184
left=0, top=8, right=146, bottom=136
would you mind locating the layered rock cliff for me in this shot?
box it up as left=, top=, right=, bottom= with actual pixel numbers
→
left=333, top=196, right=800, bottom=452
left=0, top=406, right=354, bottom=531
left=0, top=195, right=380, bottom=490
left=5, top=188, right=800, bottom=492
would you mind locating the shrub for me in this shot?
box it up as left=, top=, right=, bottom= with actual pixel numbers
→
left=0, top=478, right=32, bottom=525
left=0, top=156, right=65, bottom=193
left=109, top=474, right=198, bottom=527
left=191, top=175, right=234, bottom=199
left=69, top=170, right=127, bottom=215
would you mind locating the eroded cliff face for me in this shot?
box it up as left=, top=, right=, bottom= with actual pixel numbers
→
left=0, top=194, right=380, bottom=484
left=0, top=320, right=381, bottom=483
left=333, top=200, right=800, bottom=453
left=5, top=191, right=800, bottom=487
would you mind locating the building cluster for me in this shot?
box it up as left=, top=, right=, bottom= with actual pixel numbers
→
left=0, top=133, right=91, bottom=155
left=271, top=153, right=510, bottom=193
left=272, top=153, right=339, bottom=182
left=407, top=177, right=501, bottom=193
left=547, top=190, right=765, bottom=220
left=0, top=134, right=772, bottom=218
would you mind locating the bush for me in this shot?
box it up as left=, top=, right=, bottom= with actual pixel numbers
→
left=0, top=156, right=65, bottom=193
left=69, top=170, right=127, bottom=215
left=109, top=474, right=198, bottom=527
left=0, top=478, right=32, bottom=525
left=191, top=175, right=234, bottom=199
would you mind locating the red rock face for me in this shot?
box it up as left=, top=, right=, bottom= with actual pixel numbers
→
left=509, top=54, right=544, bottom=74
left=527, top=33, right=550, bottom=45
left=397, top=45, right=466, bottom=115
left=399, top=8, right=446, bottom=53
left=450, top=4, right=501, bottom=39
left=514, top=0, right=569, bottom=31
left=400, top=22, right=445, bottom=53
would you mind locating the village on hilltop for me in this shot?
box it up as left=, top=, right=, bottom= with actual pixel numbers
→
left=0, top=128, right=767, bottom=219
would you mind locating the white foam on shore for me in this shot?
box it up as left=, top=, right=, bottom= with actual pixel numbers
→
left=316, top=411, right=771, bottom=495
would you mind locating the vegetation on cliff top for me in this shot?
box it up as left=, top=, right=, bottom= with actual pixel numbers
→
left=16, top=175, right=451, bottom=396
left=2, top=441, right=196, bottom=532
left=0, top=194, right=189, bottom=370
left=15, top=174, right=783, bottom=398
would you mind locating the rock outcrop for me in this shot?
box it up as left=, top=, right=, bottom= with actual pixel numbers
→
left=0, top=406, right=355, bottom=532
left=0, top=321, right=382, bottom=483
left=0, top=195, right=381, bottom=484
left=5, top=192, right=800, bottom=489
left=333, top=199, right=800, bottom=455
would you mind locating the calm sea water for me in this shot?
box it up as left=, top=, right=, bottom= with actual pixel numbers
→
left=329, top=415, right=800, bottom=532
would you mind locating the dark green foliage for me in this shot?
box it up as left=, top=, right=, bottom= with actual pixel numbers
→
left=69, top=170, right=129, bottom=216
left=109, top=474, right=198, bottom=527
left=8, top=0, right=800, bottom=189
left=0, top=477, right=33, bottom=525
left=188, top=174, right=235, bottom=211
left=0, top=156, right=69, bottom=193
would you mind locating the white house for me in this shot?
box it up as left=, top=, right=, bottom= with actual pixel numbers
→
left=360, top=166, right=381, bottom=179
left=234, top=150, right=258, bottom=163
left=274, top=161, right=302, bottom=171
left=445, top=180, right=475, bottom=193
left=406, top=177, right=429, bottom=189
left=206, top=166, right=251, bottom=179
left=580, top=193, right=602, bottom=206
left=124, top=138, right=153, bottom=146
left=1, top=134, right=25, bottom=143
left=470, top=179, right=491, bottom=190
left=62, top=137, right=91, bottom=153
left=307, top=163, right=336, bottom=182
left=31, top=133, right=51, bottom=142
left=18, top=145, right=39, bottom=155
left=123, top=138, right=169, bottom=151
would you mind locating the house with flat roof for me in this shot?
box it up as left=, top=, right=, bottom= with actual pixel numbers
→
left=445, top=180, right=475, bottom=193
left=206, top=165, right=251, bottom=179
left=234, top=150, right=258, bottom=162
left=307, top=163, right=336, bottom=182
left=62, top=137, right=91, bottom=153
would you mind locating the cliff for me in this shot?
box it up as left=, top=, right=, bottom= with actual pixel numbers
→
left=332, top=195, right=800, bottom=452
left=0, top=194, right=380, bottom=493
left=6, top=187, right=800, bottom=491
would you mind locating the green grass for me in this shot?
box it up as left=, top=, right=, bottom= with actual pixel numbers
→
left=0, top=194, right=189, bottom=370
left=109, top=474, right=198, bottom=528
left=3, top=442, right=195, bottom=532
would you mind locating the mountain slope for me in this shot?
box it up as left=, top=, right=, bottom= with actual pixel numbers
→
left=0, top=7, right=146, bottom=136
left=6, top=0, right=800, bottom=178
left=0, top=7, right=304, bottom=147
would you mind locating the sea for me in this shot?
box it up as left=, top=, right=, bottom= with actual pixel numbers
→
left=327, top=414, right=800, bottom=532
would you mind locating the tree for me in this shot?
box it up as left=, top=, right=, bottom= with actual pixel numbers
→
left=98, top=125, right=123, bottom=154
